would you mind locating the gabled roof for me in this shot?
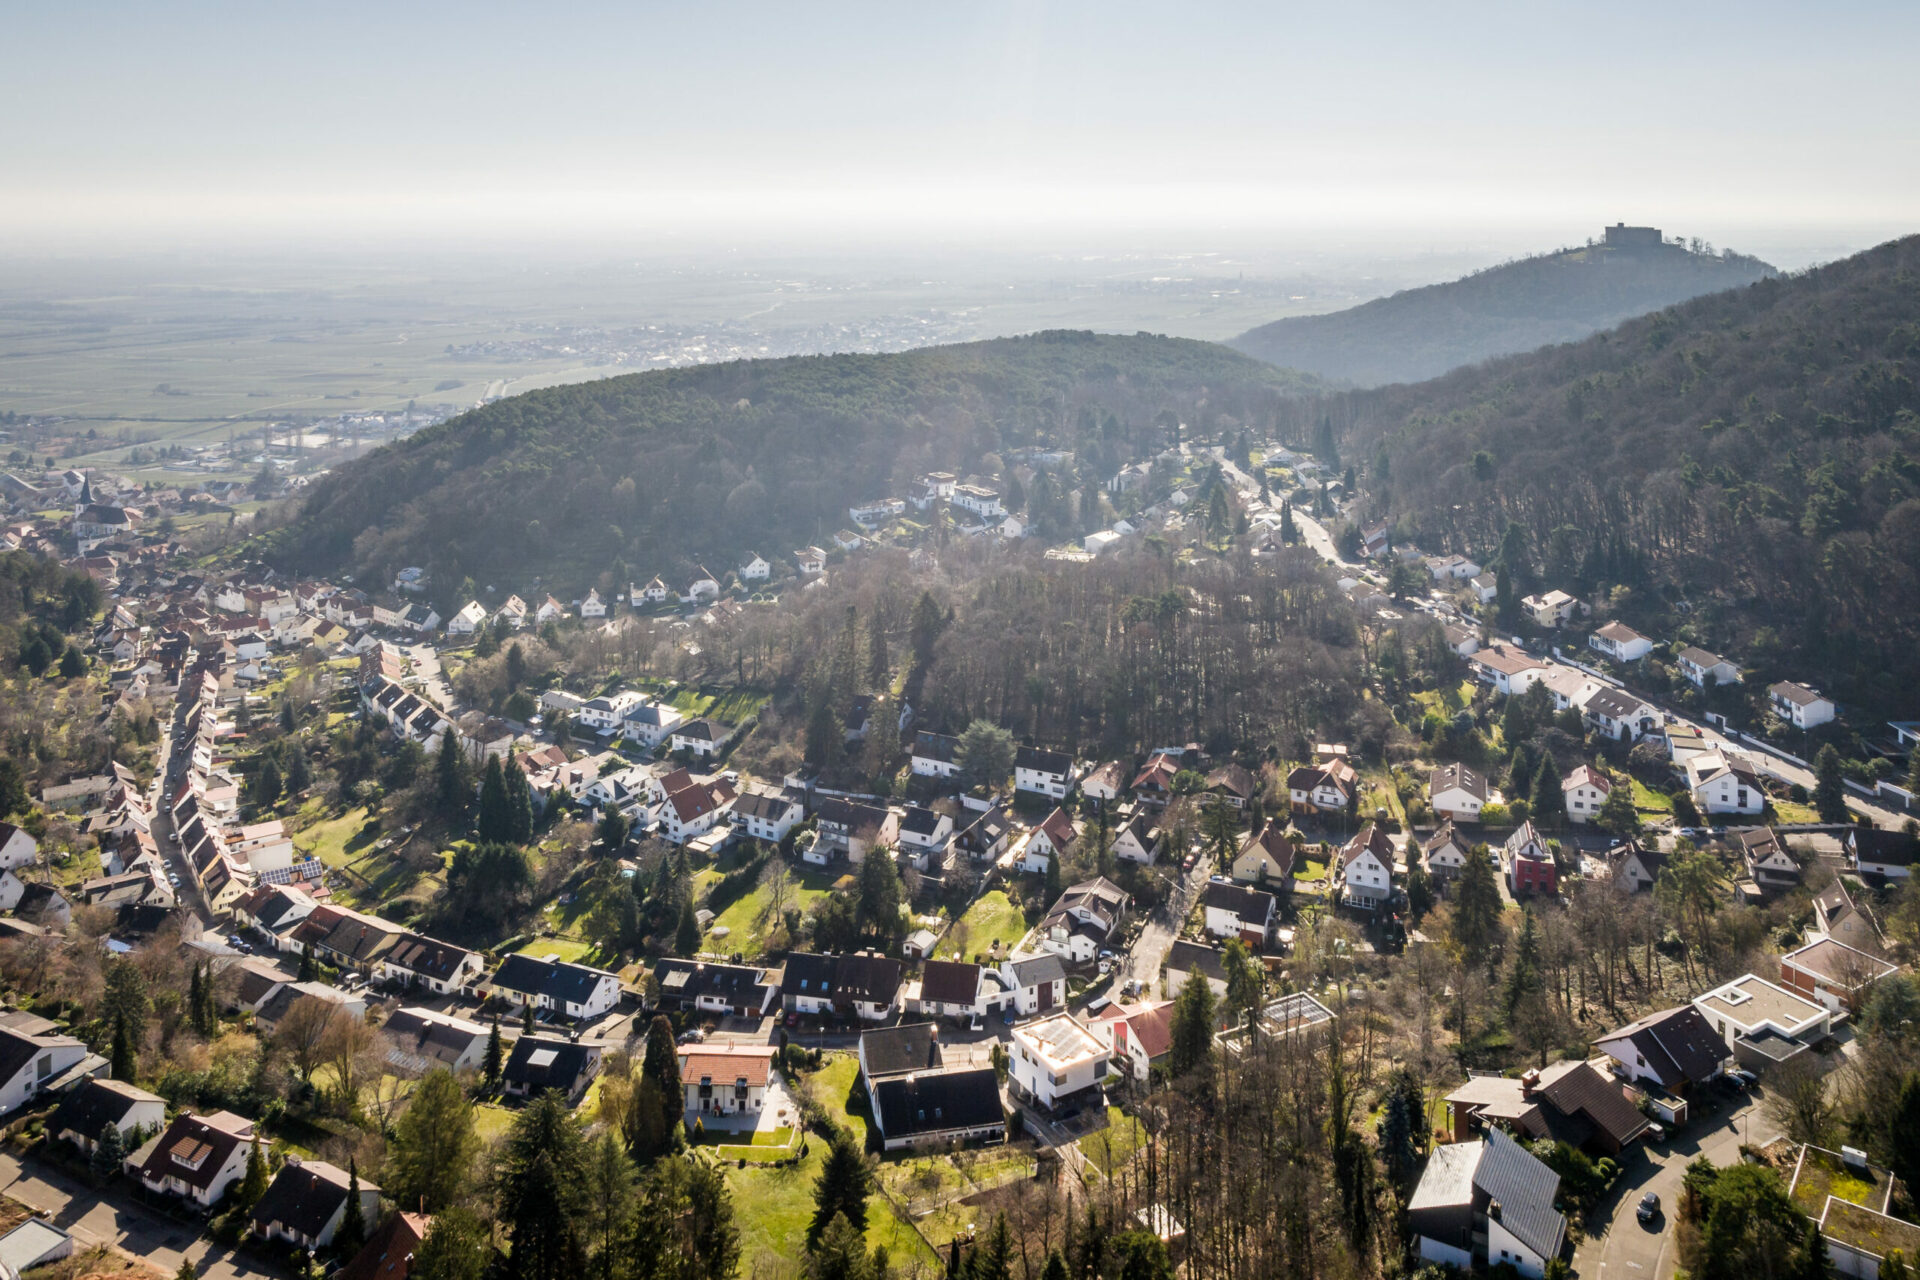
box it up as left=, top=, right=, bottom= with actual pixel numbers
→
left=503, top=1036, right=600, bottom=1090
left=1562, top=764, right=1611, bottom=794
left=860, top=1022, right=943, bottom=1078
left=1034, top=807, right=1077, bottom=850
left=1201, top=880, right=1276, bottom=922
left=1015, top=746, right=1071, bottom=776
left=1004, top=952, right=1067, bottom=988
left=912, top=732, right=959, bottom=764
left=873, top=1067, right=1004, bottom=1138
left=1474, top=1129, right=1566, bottom=1260
left=1848, top=827, right=1919, bottom=867
left=918, top=960, right=982, bottom=1006
left=341, top=1211, right=430, bottom=1280
left=1429, top=761, right=1487, bottom=801
left=1597, top=1004, right=1728, bottom=1089
left=899, top=806, right=948, bottom=838
left=679, top=1045, right=775, bottom=1087
left=251, top=1159, right=368, bottom=1240
left=1339, top=824, right=1396, bottom=869
left=47, top=1077, right=162, bottom=1142
left=491, top=954, right=618, bottom=1005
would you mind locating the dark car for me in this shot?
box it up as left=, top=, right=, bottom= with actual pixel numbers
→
left=1637, top=1192, right=1661, bottom=1224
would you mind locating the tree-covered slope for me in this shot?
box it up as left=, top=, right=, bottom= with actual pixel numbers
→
left=1231, top=239, right=1775, bottom=387
left=271, top=330, right=1311, bottom=593
left=1338, top=233, right=1920, bottom=709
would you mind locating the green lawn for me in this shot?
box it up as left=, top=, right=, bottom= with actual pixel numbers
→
left=1773, top=799, right=1819, bottom=824
left=1630, top=779, right=1674, bottom=814
left=473, top=1103, right=516, bottom=1142
left=292, top=803, right=383, bottom=869
left=709, top=867, right=843, bottom=956
left=1295, top=858, right=1329, bottom=884
left=1413, top=678, right=1479, bottom=718
left=938, top=890, right=1029, bottom=961
left=1077, top=1105, right=1147, bottom=1177
left=513, top=935, right=600, bottom=965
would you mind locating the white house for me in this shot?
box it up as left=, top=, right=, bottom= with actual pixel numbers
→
left=1111, top=811, right=1163, bottom=865
left=1521, top=590, right=1579, bottom=628
left=1427, top=763, right=1487, bottom=823
left=445, top=601, right=488, bottom=635
left=635, top=577, right=670, bottom=606
left=897, top=805, right=955, bottom=870
left=1588, top=622, right=1654, bottom=663
left=1090, top=1001, right=1174, bottom=1083
left=910, top=732, right=961, bottom=779
left=738, top=553, right=771, bottom=582
left=678, top=1045, right=777, bottom=1122
left=1020, top=808, right=1077, bottom=874
left=0, top=1027, right=90, bottom=1115
left=914, top=961, right=988, bottom=1021
left=794, top=547, right=827, bottom=576
left=1408, top=1130, right=1566, bottom=1280
left=1561, top=765, right=1612, bottom=824
left=1426, top=554, right=1482, bottom=581
left=731, top=789, right=805, bottom=844
left=1468, top=573, right=1499, bottom=604
left=488, top=954, right=623, bottom=1020
left=1008, top=1014, right=1106, bottom=1110
left=1420, top=822, right=1472, bottom=885
left=951, top=485, right=1005, bottom=520
left=0, top=822, right=40, bottom=873
left=1035, top=877, right=1128, bottom=965
left=535, top=595, right=568, bottom=624
left=48, top=1078, right=165, bottom=1155
left=1677, top=647, right=1741, bottom=689
left=580, top=589, right=607, bottom=619
left=250, top=1160, right=381, bottom=1252
left=1469, top=644, right=1548, bottom=696
left=684, top=569, right=721, bottom=603
left=1693, top=973, right=1832, bottom=1057
left=1684, top=751, right=1765, bottom=816
left=1201, top=880, right=1276, bottom=947
left=999, top=953, right=1068, bottom=1017
left=1014, top=746, right=1073, bottom=800
left=1846, top=828, right=1916, bottom=880
left=1580, top=686, right=1661, bottom=742
left=576, top=690, right=646, bottom=734
left=131, top=1111, right=258, bottom=1209
left=1336, top=826, right=1396, bottom=911
left=1770, top=681, right=1836, bottom=730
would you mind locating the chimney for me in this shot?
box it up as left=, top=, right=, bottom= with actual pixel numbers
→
left=1520, top=1068, right=1541, bottom=1099
left=1488, top=1199, right=1502, bottom=1223
left=927, top=1023, right=940, bottom=1069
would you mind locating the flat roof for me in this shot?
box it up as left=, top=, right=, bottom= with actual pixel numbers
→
left=1013, top=1013, right=1104, bottom=1068
left=1696, top=974, right=1826, bottom=1032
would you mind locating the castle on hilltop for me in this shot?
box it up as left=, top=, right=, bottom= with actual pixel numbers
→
left=1603, top=222, right=1664, bottom=250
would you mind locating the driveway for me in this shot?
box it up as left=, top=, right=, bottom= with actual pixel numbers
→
left=1572, top=1089, right=1770, bottom=1280
left=0, top=1149, right=274, bottom=1280
left=1120, top=850, right=1212, bottom=998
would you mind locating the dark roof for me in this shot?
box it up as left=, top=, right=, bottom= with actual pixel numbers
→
left=899, top=806, right=947, bottom=838
left=47, top=1078, right=160, bottom=1143
left=1849, top=827, right=1919, bottom=867
left=913, top=732, right=959, bottom=764
left=136, top=1114, right=251, bottom=1192
left=1165, top=941, right=1226, bottom=982
left=1015, top=746, right=1071, bottom=776
left=1600, top=1004, right=1728, bottom=1089
left=0, top=1026, right=75, bottom=1086
left=251, top=1160, right=360, bottom=1240
left=385, top=933, right=475, bottom=983
left=1004, top=953, right=1067, bottom=988
left=873, top=1068, right=1004, bottom=1139
left=779, top=953, right=839, bottom=998
left=1475, top=1129, right=1565, bottom=1260
left=492, top=954, right=617, bottom=1006
left=341, top=1212, right=430, bottom=1280
left=1537, top=1062, right=1650, bottom=1149
left=860, top=1023, right=943, bottom=1078
left=1202, top=880, right=1276, bottom=922
left=654, top=958, right=772, bottom=1006
left=919, top=960, right=981, bottom=1006
left=732, top=790, right=798, bottom=822
left=833, top=952, right=904, bottom=1003
left=503, top=1036, right=601, bottom=1093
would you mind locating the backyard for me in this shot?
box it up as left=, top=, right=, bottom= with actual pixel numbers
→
left=937, top=890, right=1030, bottom=962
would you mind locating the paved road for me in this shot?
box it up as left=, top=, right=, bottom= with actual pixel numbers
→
left=1120, top=847, right=1213, bottom=999
left=1573, top=1090, right=1769, bottom=1280
left=0, top=1149, right=273, bottom=1280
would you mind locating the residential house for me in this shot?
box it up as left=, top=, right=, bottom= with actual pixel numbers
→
left=487, top=955, right=623, bottom=1021
left=340, top=1211, right=429, bottom=1280
left=251, top=1160, right=381, bottom=1251
left=1130, top=752, right=1181, bottom=809
left=579, top=589, right=607, bottom=619
left=1809, top=878, right=1886, bottom=955
left=1080, top=760, right=1127, bottom=807
left=1735, top=827, right=1801, bottom=893
left=1014, top=746, right=1073, bottom=800
left=1607, top=841, right=1669, bottom=894
left=683, top=569, right=721, bottom=603
left=1421, top=822, right=1472, bottom=886
left=47, top=1078, right=165, bottom=1155
left=621, top=701, right=685, bottom=748
left=1231, top=818, right=1298, bottom=886
left=1336, top=825, right=1397, bottom=911
left=1443, top=623, right=1481, bottom=658
left=678, top=1045, right=777, bottom=1121
left=1778, top=939, right=1898, bottom=1014
left=1036, top=877, right=1129, bottom=965
left=910, top=732, right=961, bottom=780
left=1007, top=1013, right=1106, bottom=1110
left=1408, top=1129, right=1567, bottom=1280
left=1090, top=1001, right=1174, bottom=1083
left=1469, top=644, right=1549, bottom=696
left=1020, top=807, right=1077, bottom=874
left=1769, top=681, right=1836, bottom=730
left=870, top=1067, right=1005, bottom=1151
left=1204, top=764, right=1257, bottom=811
left=731, top=789, right=805, bottom=844
left=445, top=601, right=488, bottom=635
left=653, top=959, right=779, bottom=1018
left=1444, top=1059, right=1650, bottom=1155
left=738, top=554, right=771, bottom=582
left=1684, top=751, right=1765, bottom=816
left=1202, top=880, right=1277, bottom=947
left=1427, top=763, right=1488, bottom=823
left=1426, top=554, right=1483, bottom=581
left=1469, top=572, right=1499, bottom=605
left=914, top=961, right=987, bottom=1021
left=813, top=797, right=900, bottom=865
left=780, top=952, right=905, bottom=1022
left=897, top=806, right=954, bottom=872
left=952, top=807, right=1014, bottom=864
left=1594, top=1004, right=1731, bottom=1104
left=378, top=933, right=485, bottom=995
left=1288, top=758, right=1357, bottom=815
left=1503, top=822, right=1557, bottom=897
left=858, top=1022, right=943, bottom=1087
left=670, top=719, right=729, bottom=758
left=951, top=485, right=1004, bottom=520
left=1581, top=686, right=1660, bottom=742
left=130, top=1110, right=257, bottom=1208
left=0, top=823, right=38, bottom=872
left=999, top=953, right=1067, bottom=1017
left=1677, top=647, right=1741, bottom=689
left=0, top=1026, right=90, bottom=1115
left=1163, top=940, right=1229, bottom=1001
left=1521, top=590, right=1579, bottom=628
left=255, top=982, right=367, bottom=1036
left=1846, top=828, right=1916, bottom=879
left=1693, top=973, right=1833, bottom=1069
left=661, top=774, right=733, bottom=845
left=1110, top=810, right=1163, bottom=865
left=501, top=1037, right=603, bottom=1104
left=1588, top=622, right=1654, bottom=663
left=381, top=1008, right=493, bottom=1074
left=794, top=547, right=827, bottom=576
left=1562, top=765, right=1612, bottom=824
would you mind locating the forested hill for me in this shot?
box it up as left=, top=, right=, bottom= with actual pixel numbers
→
left=1230, top=238, right=1775, bottom=386
left=270, top=330, right=1312, bottom=593
left=1338, top=232, right=1920, bottom=709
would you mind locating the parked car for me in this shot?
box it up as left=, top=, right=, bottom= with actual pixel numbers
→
left=678, top=1028, right=706, bottom=1044
left=1644, top=1121, right=1666, bottom=1143
left=1637, top=1192, right=1661, bottom=1224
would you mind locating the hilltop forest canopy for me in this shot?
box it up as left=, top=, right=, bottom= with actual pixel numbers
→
left=271, top=331, right=1314, bottom=595
left=1331, top=233, right=1920, bottom=711
left=1230, top=236, right=1774, bottom=387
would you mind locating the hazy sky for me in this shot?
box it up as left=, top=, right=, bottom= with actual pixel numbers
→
left=6, top=1, right=1915, bottom=258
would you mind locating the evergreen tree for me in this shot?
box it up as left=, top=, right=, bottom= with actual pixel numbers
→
left=583, top=1130, right=636, bottom=1280
left=522, top=1002, right=537, bottom=1034
left=970, top=1214, right=1014, bottom=1280
left=1597, top=777, right=1642, bottom=838
left=505, top=642, right=527, bottom=689
left=1505, top=908, right=1544, bottom=1015
left=1042, top=1250, right=1070, bottom=1280
left=237, top=1135, right=269, bottom=1212
left=1881, top=1251, right=1913, bottom=1280
left=1405, top=861, right=1434, bottom=924
left=676, top=897, right=701, bottom=956
left=593, top=809, right=630, bottom=858
left=59, top=645, right=85, bottom=679
left=804, top=1213, right=874, bottom=1280
left=1107, top=1232, right=1175, bottom=1280
left=280, top=697, right=297, bottom=733
left=909, top=591, right=945, bottom=666
left=0, top=758, right=28, bottom=817
left=507, top=764, right=534, bottom=843
left=809, top=1130, right=874, bottom=1246
left=1044, top=848, right=1063, bottom=904
left=483, top=1019, right=504, bottom=1089
left=1889, top=1073, right=1920, bottom=1198
left=856, top=852, right=903, bottom=943
left=497, top=1092, right=589, bottom=1280
left=436, top=731, right=467, bottom=819
left=1167, top=973, right=1217, bottom=1076
left=187, top=966, right=205, bottom=1036
left=110, top=1012, right=137, bottom=1083
left=89, top=1117, right=126, bottom=1185
left=954, top=720, right=1015, bottom=791
left=1803, top=1219, right=1833, bottom=1280
left=1279, top=499, right=1297, bottom=544
left=1223, top=937, right=1264, bottom=1025
left=1813, top=745, right=1849, bottom=823
left=285, top=745, right=313, bottom=794
left=251, top=756, right=283, bottom=808
left=297, top=947, right=316, bottom=981
left=338, top=1157, right=367, bottom=1254
left=1451, top=846, right=1504, bottom=968
left=1530, top=756, right=1567, bottom=830
left=411, top=1206, right=490, bottom=1280
left=388, top=1068, right=482, bottom=1212
left=174, top=1263, right=197, bottom=1280
left=867, top=621, right=889, bottom=688
left=477, top=755, right=512, bottom=843
left=805, top=700, right=841, bottom=768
